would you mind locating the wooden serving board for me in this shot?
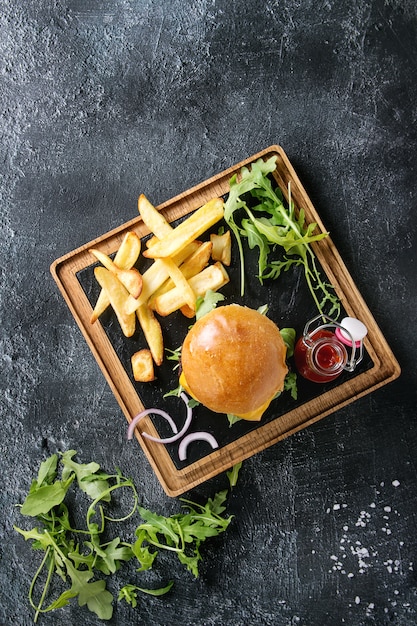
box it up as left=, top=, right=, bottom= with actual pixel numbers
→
left=50, top=145, right=401, bottom=497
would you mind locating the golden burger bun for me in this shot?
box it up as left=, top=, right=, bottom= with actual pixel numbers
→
left=179, top=304, right=288, bottom=421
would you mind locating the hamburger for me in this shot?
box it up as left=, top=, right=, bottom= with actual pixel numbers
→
left=179, top=304, right=288, bottom=421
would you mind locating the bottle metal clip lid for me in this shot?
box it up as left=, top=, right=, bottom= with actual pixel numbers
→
left=303, top=314, right=367, bottom=373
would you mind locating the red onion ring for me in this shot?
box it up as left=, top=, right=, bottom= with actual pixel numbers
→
left=141, top=393, right=193, bottom=444
left=127, top=408, right=178, bottom=441
left=178, top=431, right=219, bottom=461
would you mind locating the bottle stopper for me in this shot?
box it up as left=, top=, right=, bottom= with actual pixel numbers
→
left=335, top=317, right=367, bottom=348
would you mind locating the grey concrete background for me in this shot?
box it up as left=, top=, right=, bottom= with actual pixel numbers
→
left=1, top=1, right=416, bottom=625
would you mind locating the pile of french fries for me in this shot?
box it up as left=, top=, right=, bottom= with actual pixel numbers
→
left=89, top=194, right=231, bottom=382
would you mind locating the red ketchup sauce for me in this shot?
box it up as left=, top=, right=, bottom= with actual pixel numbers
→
left=294, top=329, right=347, bottom=383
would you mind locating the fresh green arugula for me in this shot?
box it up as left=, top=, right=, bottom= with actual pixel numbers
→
left=15, top=452, right=234, bottom=622
left=165, top=346, right=182, bottom=369
left=226, top=413, right=242, bottom=427
left=282, top=370, right=298, bottom=400
left=15, top=452, right=138, bottom=622
left=279, top=327, right=298, bottom=401
left=133, top=490, right=232, bottom=578
left=226, top=461, right=242, bottom=487
left=195, top=289, right=225, bottom=320
left=117, top=581, right=174, bottom=608
left=224, top=156, right=340, bottom=318
left=279, top=327, right=296, bottom=358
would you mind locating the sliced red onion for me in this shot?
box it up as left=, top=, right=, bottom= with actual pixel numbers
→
left=127, top=408, right=178, bottom=441
left=178, top=431, right=219, bottom=461
left=141, top=393, right=193, bottom=444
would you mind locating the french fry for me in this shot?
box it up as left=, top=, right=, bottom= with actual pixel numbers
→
left=131, top=349, right=155, bottom=382
left=136, top=304, right=164, bottom=366
left=124, top=241, right=201, bottom=315
left=148, top=241, right=211, bottom=305
left=94, top=267, right=136, bottom=337
left=90, top=190, right=235, bottom=372
left=179, top=304, right=196, bottom=319
left=210, top=230, right=231, bottom=266
left=151, top=262, right=229, bottom=317
left=89, top=248, right=143, bottom=299
left=138, top=194, right=173, bottom=239
left=146, top=235, right=159, bottom=248
left=143, top=198, right=224, bottom=260
left=90, top=231, right=141, bottom=323
left=158, top=257, right=196, bottom=313
left=113, top=231, right=141, bottom=268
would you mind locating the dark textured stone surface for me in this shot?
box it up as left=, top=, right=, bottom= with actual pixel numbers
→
left=1, top=1, right=416, bottom=624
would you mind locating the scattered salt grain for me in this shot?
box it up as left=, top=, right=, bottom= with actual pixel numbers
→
left=355, top=510, right=371, bottom=527
left=366, top=603, right=375, bottom=617
left=351, top=545, right=370, bottom=573
left=392, top=480, right=400, bottom=487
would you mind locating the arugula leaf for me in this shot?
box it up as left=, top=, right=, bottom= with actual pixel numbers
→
left=15, top=453, right=138, bottom=622
left=77, top=579, right=113, bottom=620
left=195, top=290, right=225, bottom=320
left=201, top=489, right=229, bottom=516
left=227, top=462, right=242, bottom=487
left=165, top=345, right=182, bottom=369
left=64, top=559, right=94, bottom=595
left=137, top=508, right=181, bottom=547
left=15, top=452, right=235, bottom=622
left=132, top=529, right=158, bottom=571
left=39, top=588, right=78, bottom=612
left=224, top=156, right=340, bottom=318
left=227, top=413, right=242, bottom=427
left=284, top=370, right=298, bottom=400
left=134, top=490, right=233, bottom=578
left=61, top=450, right=112, bottom=501
left=92, top=537, right=134, bottom=575
left=20, top=475, right=75, bottom=517
left=118, top=581, right=173, bottom=608
left=280, top=327, right=296, bottom=359
left=36, top=454, right=58, bottom=486
left=14, top=526, right=55, bottom=551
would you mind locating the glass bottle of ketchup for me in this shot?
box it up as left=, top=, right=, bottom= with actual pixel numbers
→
left=294, top=315, right=367, bottom=383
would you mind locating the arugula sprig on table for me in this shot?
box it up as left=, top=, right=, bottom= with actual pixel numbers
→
left=14, top=451, right=235, bottom=622
left=134, top=490, right=232, bottom=578
left=224, top=156, right=340, bottom=318
left=15, top=451, right=138, bottom=621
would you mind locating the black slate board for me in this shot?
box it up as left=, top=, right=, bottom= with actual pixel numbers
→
left=76, top=206, right=374, bottom=470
